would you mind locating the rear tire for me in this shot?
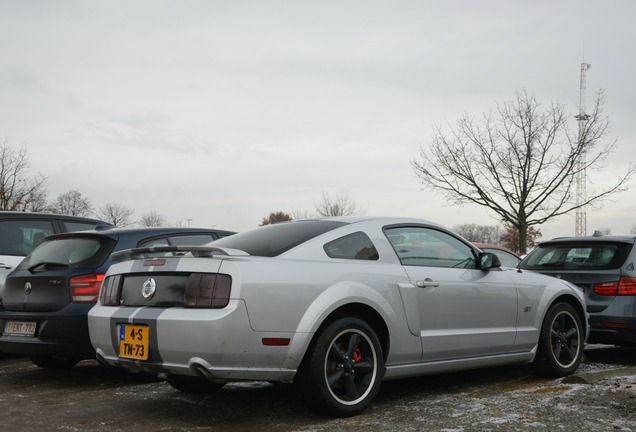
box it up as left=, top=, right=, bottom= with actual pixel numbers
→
left=29, top=355, right=80, bottom=370
left=296, top=317, right=384, bottom=417
left=534, top=302, right=584, bottom=377
left=166, top=375, right=225, bottom=394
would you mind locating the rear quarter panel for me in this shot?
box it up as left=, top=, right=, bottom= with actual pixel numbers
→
left=219, top=257, right=422, bottom=365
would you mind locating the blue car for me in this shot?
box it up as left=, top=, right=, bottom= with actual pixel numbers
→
left=0, top=226, right=234, bottom=369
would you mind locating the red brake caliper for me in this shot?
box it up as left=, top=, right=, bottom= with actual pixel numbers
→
left=352, top=348, right=362, bottom=362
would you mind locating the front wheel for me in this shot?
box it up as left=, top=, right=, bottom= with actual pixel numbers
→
left=534, top=302, right=584, bottom=377
left=296, top=317, right=385, bottom=417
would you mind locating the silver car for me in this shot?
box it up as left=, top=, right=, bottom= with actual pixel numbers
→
left=88, top=217, right=588, bottom=417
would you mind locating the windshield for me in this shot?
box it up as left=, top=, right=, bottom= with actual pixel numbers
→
left=211, top=220, right=347, bottom=257
left=17, top=236, right=117, bottom=269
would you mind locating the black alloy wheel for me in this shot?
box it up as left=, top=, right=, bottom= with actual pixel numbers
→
left=534, top=302, right=584, bottom=377
left=296, top=317, right=385, bottom=417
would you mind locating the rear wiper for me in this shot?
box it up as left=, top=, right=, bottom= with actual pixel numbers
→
left=28, top=262, right=70, bottom=272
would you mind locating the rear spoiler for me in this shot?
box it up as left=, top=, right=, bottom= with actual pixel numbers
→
left=110, top=246, right=250, bottom=263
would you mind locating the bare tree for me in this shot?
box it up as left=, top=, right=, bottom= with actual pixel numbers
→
left=0, top=140, right=47, bottom=211
left=315, top=192, right=365, bottom=217
left=95, top=203, right=134, bottom=227
left=412, top=91, right=635, bottom=253
left=22, top=188, right=49, bottom=212
left=49, top=189, right=93, bottom=216
left=139, top=210, right=168, bottom=227
left=291, top=208, right=315, bottom=220
left=260, top=211, right=293, bottom=226
left=453, top=223, right=503, bottom=244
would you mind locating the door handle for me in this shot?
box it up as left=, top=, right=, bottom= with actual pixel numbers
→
left=416, top=278, right=439, bottom=288
left=0, top=263, right=12, bottom=270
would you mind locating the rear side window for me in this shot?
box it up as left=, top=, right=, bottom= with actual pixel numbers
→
left=0, top=220, right=55, bottom=256
left=522, top=243, right=632, bottom=270
left=324, top=232, right=379, bottom=260
left=139, top=234, right=217, bottom=257
left=62, top=221, right=103, bottom=232
left=17, top=236, right=117, bottom=269
left=164, top=234, right=216, bottom=246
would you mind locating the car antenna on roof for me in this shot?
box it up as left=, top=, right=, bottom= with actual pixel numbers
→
left=592, top=230, right=604, bottom=237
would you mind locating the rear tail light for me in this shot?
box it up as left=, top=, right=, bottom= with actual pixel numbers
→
left=70, top=273, right=105, bottom=303
left=100, top=275, right=122, bottom=306
left=594, top=277, right=636, bottom=296
left=617, top=277, right=636, bottom=295
left=185, top=273, right=232, bottom=308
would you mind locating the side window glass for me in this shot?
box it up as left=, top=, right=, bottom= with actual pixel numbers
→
left=0, top=220, right=55, bottom=256
left=63, top=221, right=100, bottom=232
left=167, top=234, right=215, bottom=246
left=385, top=226, right=476, bottom=268
left=139, top=238, right=170, bottom=248
left=138, top=237, right=172, bottom=257
left=324, top=232, right=379, bottom=261
left=139, top=235, right=216, bottom=257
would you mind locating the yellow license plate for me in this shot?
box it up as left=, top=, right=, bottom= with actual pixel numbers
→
left=118, top=324, right=149, bottom=360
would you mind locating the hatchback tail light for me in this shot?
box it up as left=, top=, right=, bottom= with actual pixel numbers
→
left=184, top=273, right=232, bottom=308
left=70, top=273, right=105, bottom=303
left=594, top=277, right=636, bottom=296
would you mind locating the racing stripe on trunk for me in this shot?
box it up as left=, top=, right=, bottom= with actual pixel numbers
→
left=108, top=307, right=167, bottom=370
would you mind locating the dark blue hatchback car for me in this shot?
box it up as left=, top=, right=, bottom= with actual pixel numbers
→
left=0, top=226, right=234, bottom=369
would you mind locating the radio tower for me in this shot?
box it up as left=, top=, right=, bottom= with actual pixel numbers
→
left=574, top=61, right=591, bottom=236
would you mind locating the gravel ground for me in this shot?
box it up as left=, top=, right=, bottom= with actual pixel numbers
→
left=0, top=345, right=634, bottom=432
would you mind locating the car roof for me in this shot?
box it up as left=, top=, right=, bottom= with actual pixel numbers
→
left=311, top=215, right=444, bottom=227
left=539, top=236, right=636, bottom=246
left=0, top=211, right=110, bottom=224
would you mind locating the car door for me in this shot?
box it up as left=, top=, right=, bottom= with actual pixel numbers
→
left=385, top=226, right=519, bottom=362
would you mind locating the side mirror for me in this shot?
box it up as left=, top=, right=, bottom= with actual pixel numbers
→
left=479, top=252, right=501, bottom=270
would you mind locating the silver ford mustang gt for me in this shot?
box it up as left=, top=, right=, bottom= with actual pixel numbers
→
left=88, top=217, right=588, bottom=417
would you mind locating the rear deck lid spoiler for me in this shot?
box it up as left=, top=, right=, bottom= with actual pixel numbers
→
left=110, top=246, right=250, bottom=262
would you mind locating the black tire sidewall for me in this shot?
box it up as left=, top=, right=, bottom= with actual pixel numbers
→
left=297, top=317, right=384, bottom=417
left=536, top=302, right=583, bottom=377
left=29, top=355, right=80, bottom=370
left=166, top=374, right=225, bottom=394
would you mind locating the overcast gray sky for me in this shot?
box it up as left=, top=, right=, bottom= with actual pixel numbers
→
left=1, top=1, right=635, bottom=239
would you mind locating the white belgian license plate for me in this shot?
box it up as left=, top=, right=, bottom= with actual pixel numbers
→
left=5, top=321, right=37, bottom=337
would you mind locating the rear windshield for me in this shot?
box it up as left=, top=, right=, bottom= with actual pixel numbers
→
left=521, top=242, right=632, bottom=270
left=211, top=220, right=347, bottom=257
left=17, top=236, right=117, bottom=269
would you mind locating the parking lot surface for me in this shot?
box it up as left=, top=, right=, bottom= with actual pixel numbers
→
left=0, top=346, right=635, bottom=432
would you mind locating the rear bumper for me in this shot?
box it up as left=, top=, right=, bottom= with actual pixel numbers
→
left=88, top=300, right=311, bottom=383
left=0, top=305, right=95, bottom=359
left=588, top=315, right=636, bottom=346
